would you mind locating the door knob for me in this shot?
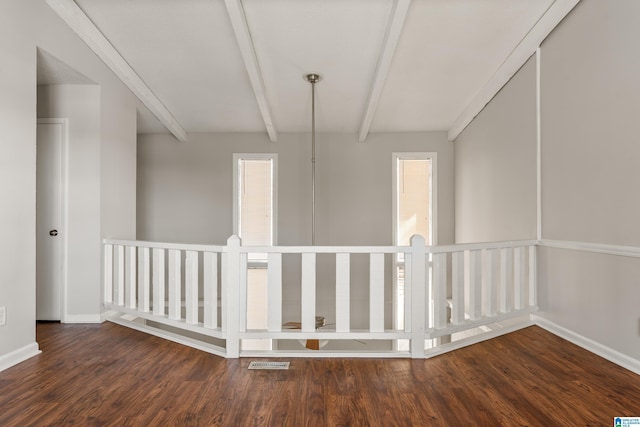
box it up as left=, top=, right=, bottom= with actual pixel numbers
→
left=49, top=229, right=58, bottom=236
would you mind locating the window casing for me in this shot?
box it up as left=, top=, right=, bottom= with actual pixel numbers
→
left=233, top=154, right=277, bottom=350
left=392, top=153, right=436, bottom=348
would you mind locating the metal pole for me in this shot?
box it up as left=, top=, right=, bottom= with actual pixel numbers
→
left=311, top=78, right=316, bottom=245
left=305, top=73, right=321, bottom=245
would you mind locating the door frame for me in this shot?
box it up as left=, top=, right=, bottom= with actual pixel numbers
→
left=37, top=118, right=69, bottom=322
left=391, top=152, right=437, bottom=350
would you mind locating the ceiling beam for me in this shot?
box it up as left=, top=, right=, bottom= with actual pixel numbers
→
left=448, top=0, right=581, bottom=142
left=45, top=0, right=188, bottom=142
left=224, top=0, right=278, bottom=142
left=358, top=0, right=411, bottom=142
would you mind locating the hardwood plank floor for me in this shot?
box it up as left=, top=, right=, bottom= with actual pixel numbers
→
left=1, top=323, right=639, bottom=426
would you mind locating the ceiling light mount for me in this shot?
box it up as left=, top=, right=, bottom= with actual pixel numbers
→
left=304, top=73, right=322, bottom=84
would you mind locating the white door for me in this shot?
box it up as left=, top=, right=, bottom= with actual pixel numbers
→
left=36, top=122, right=64, bottom=321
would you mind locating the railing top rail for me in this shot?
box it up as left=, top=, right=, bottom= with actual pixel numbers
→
left=103, top=237, right=537, bottom=254
left=102, top=238, right=226, bottom=253
left=241, top=240, right=537, bottom=254
left=429, top=239, right=537, bottom=253
left=239, top=245, right=408, bottom=254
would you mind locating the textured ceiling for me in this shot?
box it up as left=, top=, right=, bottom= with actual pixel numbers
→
left=66, top=0, right=556, bottom=137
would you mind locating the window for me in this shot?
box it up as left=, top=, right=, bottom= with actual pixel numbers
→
left=233, top=154, right=277, bottom=253
left=392, top=153, right=436, bottom=349
left=233, top=154, right=277, bottom=351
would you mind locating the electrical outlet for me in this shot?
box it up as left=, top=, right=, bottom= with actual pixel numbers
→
left=0, top=307, right=6, bottom=326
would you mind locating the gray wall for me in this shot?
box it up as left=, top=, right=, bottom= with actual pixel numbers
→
left=541, top=0, right=640, bottom=246
left=0, top=0, right=137, bottom=362
left=137, top=131, right=454, bottom=329
left=452, top=0, right=640, bottom=362
left=137, top=132, right=454, bottom=246
left=454, top=55, right=537, bottom=243
left=37, top=85, right=102, bottom=318
left=537, top=0, right=640, bottom=359
left=537, top=247, right=640, bottom=359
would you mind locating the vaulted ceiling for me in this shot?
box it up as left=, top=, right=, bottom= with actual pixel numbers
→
left=45, top=0, right=579, bottom=141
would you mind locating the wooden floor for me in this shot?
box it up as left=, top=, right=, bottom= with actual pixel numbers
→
left=1, top=324, right=639, bottom=426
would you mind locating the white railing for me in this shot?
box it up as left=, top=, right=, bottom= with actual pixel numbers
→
left=102, top=235, right=537, bottom=358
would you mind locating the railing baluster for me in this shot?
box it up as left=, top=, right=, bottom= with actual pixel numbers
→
left=220, top=252, right=227, bottom=333
left=103, top=244, right=113, bottom=304
left=514, top=247, right=526, bottom=310
left=432, top=252, right=447, bottom=329
left=138, top=247, right=150, bottom=312
left=409, top=235, right=426, bottom=358
left=125, top=246, right=136, bottom=309
left=404, top=253, right=412, bottom=333
left=115, top=245, right=125, bottom=306
left=483, top=249, right=498, bottom=317
left=452, top=251, right=465, bottom=325
left=203, top=252, right=218, bottom=329
left=370, top=253, right=385, bottom=333
left=301, top=253, right=316, bottom=332
left=152, top=248, right=165, bottom=316
left=225, top=236, right=241, bottom=358
left=468, top=250, right=482, bottom=320
left=499, top=248, right=513, bottom=313
left=168, top=249, right=181, bottom=320
left=335, top=253, right=350, bottom=333
left=528, top=246, right=537, bottom=307
left=239, top=253, right=248, bottom=332
left=185, top=251, right=198, bottom=324
left=267, top=253, right=282, bottom=332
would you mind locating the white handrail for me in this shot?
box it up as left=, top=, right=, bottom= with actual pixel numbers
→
left=102, top=235, right=538, bottom=359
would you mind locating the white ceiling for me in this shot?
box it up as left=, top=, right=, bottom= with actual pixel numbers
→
left=58, top=0, right=568, bottom=139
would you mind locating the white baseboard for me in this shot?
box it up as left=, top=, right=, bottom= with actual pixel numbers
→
left=63, top=314, right=102, bottom=324
left=425, top=318, right=534, bottom=359
left=100, top=310, right=118, bottom=323
left=106, top=315, right=227, bottom=358
left=532, top=315, right=640, bottom=375
left=0, top=342, right=41, bottom=373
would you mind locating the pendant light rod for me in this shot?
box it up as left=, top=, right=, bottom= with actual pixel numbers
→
left=305, top=73, right=321, bottom=245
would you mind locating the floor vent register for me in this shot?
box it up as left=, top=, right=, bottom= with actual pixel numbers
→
left=248, top=361, right=290, bottom=370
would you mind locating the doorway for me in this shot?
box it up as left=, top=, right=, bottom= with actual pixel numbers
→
left=36, top=119, right=68, bottom=321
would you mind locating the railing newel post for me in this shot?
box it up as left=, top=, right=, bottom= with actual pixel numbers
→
left=410, top=235, right=426, bottom=358
left=225, top=235, right=241, bottom=358
left=103, top=243, right=113, bottom=305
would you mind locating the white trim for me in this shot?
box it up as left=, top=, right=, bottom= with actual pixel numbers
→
left=62, top=314, right=102, bottom=324
left=37, top=118, right=69, bottom=323
left=0, top=342, right=41, bottom=373
left=106, top=315, right=227, bottom=358
left=101, top=310, right=118, bottom=322
left=224, top=0, right=278, bottom=142
left=240, top=350, right=412, bottom=359
left=105, top=304, right=225, bottom=339
left=358, top=0, right=411, bottom=142
left=391, top=152, right=437, bottom=342
left=425, top=318, right=534, bottom=359
left=533, top=315, right=640, bottom=375
left=232, top=153, right=278, bottom=244
left=103, top=238, right=225, bottom=253
left=427, top=307, right=538, bottom=339
left=44, top=0, right=188, bottom=142
left=103, top=239, right=534, bottom=256
left=539, top=239, right=640, bottom=259
left=448, top=0, right=581, bottom=141
left=240, top=330, right=410, bottom=340
left=392, top=152, right=438, bottom=246
left=536, top=48, right=542, bottom=241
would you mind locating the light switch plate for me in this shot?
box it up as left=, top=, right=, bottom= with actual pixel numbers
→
left=0, top=307, right=6, bottom=326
